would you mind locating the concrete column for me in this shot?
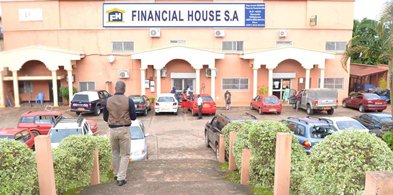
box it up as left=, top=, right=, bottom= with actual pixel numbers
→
left=240, top=149, right=251, bottom=185
left=253, top=68, right=258, bottom=98
left=320, top=68, right=325, bottom=88
left=218, top=134, right=225, bottom=163
left=268, top=68, right=273, bottom=96
left=211, top=68, right=216, bottom=101
left=156, top=68, right=161, bottom=96
left=141, top=69, right=146, bottom=95
left=67, top=70, right=73, bottom=104
left=35, top=135, right=56, bottom=194
left=90, top=148, right=100, bottom=185
left=52, top=70, right=59, bottom=107
left=273, top=133, right=292, bottom=195
left=305, top=68, right=311, bottom=89
left=0, top=70, right=4, bottom=108
left=195, top=68, right=201, bottom=94
left=228, top=131, right=237, bottom=171
left=12, top=71, right=20, bottom=107
left=365, top=171, right=393, bottom=195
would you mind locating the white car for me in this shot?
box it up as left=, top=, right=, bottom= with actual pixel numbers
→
left=49, top=117, right=93, bottom=148
left=154, top=93, right=179, bottom=115
left=130, top=120, right=149, bottom=161
left=320, top=117, right=369, bottom=132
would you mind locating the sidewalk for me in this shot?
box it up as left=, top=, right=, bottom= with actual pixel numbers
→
left=81, top=159, right=251, bottom=195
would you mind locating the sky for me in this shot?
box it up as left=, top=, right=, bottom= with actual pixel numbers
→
left=354, top=0, right=390, bottom=20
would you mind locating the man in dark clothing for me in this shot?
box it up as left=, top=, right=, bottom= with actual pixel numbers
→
left=197, top=94, right=203, bottom=119
left=103, top=81, right=137, bottom=186
left=224, top=90, right=231, bottom=110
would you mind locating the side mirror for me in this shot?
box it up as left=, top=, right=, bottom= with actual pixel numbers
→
left=145, top=133, right=150, bottom=137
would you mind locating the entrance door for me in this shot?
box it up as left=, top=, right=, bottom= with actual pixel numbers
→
left=49, top=80, right=62, bottom=103
left=272, top=79, right=291, bottom=99
left=173, top=78, right=195, bottom=94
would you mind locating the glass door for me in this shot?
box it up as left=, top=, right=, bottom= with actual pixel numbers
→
left=172, top=79, right=195, bottom=94
left=272, top=79, right=291, bottom=99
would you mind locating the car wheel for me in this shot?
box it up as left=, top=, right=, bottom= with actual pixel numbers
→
left=174, top=111, right=178, bottom=115
left=250, top=104, right=253, bottom=110
left=306, top=105, right=314, bottom=115
left=31, top=130, right=40, bottom=137
left=342, top=101, right=347, bottom=108
left=216, top=143, right=220, bottom=160
left=76, top=111, right=81, bottom=116
left=377, top=110, right=383, bottom=112
left=204, top=132, right=210, bottom=148
left=258, top=108, right=263, bottom=115
left=327, top=109, right=334, bottom=115
left=359, top=105, right=365, bottom=112
left=144, top=109, right=148, bottom=116
left=94, top=106, right=101, bottom=116
left=277, top=112, right=281, bottom=115
left=32, top=145, right=35, bottom=151
left=155, top=112, right=158, bottom=115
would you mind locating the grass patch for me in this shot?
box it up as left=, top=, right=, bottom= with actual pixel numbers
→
left=219, top=162, right=240, bottom=183
left=63, top=187, right=84, bottom=195
left=251, top=184, right=273, bottom=195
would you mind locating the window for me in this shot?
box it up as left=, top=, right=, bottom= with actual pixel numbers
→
left=19, top=81, right=33, bottom=94
left=222, top=78, right=248, bottom=90
left=170, top=40, right=186, bottom=45
left=222, top=41, right=244, bottom=52
left=319, top=78, right=344, bottom=89
left=325, top=41, right=346, bottom=51
left=112, top=41, right=134, bottom=52
left=79, top=82, right=95, bottom=91
left=276, top=41, right=292, bottom=47
left=35, top=116, right=55, bottom=124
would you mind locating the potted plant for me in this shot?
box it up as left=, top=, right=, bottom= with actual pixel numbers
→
left=60, top=86, right=77, bottom=106
left=150, top=96, right=156, bottom=108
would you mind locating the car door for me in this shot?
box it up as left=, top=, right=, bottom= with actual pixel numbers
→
left=346, top=95, right=355, bottom=108
left=35, top=115, right=55, bottom=135
left=300, top=90, right=307, bottom=109
left=359, top=115, right=373, bottom=129
left=252, top=96, right=260, bottom=109
left=353, top=94, right=363, bottom=108
left=211, top=117, right=223, bottom=148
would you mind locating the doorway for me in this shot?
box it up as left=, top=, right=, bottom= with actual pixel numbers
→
left=172, top=78, right=195, bottom=94
left=49, top=80, right=62, bottom=103
left=272, top=79, right=291, bottom=99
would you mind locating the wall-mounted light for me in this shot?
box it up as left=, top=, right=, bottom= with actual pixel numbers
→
left=107, top=55, right=115, bottom=64
left=310, top=15, right=318, bottom=26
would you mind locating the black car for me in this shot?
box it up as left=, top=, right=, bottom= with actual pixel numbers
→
left=204, top=112, right=257, bottom=159
left=70, top=90, right=111, bottom=116
left=354, top=113, right=393, bottom=137
left=129, top=95, right=151, bottom=116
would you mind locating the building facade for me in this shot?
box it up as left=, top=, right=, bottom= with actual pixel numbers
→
left=0, top=0, right=354, bottom=108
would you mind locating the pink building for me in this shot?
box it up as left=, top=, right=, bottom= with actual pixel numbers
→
left=0, top=0, right=353, bottom=108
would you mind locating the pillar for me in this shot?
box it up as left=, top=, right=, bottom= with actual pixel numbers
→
left=273, top=133, right=292, bottom=195
left=218, top=134, right=225, bottom=163
left=195, top=68, right=200, bottom=94
left=67, top=70, right=73, bottom=104
left=305, top=68, right=311, bottom=89
left=320, top=68, right=325, bottom=88
left=35, top=135, right=56, bottom=194
left=253, top=68, right=258, bottom=98
left=156, top=68, right=161, bottom=96
left=90, top=148, right=100, bottom=185
left=0, top=70, right=4, bottom=108
left=228, top=131, right=237, bottom=171
left=141, top=68, right=146, bottom=95
left=268, top=68, right=273, bottom=96
left=211, top=68, right=216, bottom=100
left=52, top=70, right=59, bottom=107
left=240, top=149, right=251, bottom=185
left=12, top=70, right=20, bottom=107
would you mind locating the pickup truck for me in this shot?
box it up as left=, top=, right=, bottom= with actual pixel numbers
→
left=289, top=88, right=338, bottom=115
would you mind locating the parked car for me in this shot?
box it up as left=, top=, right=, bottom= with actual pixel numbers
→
left=0, top=128, right=35, bottom=149
left=342, top=93, right=387, bottom=112
left=154, top=93, right=179, bottom=115
left=281, top=117, right=337, bottom=154
left=353, top=113, right=393, bottom=137
left=320, top=116, right=369, bottom=132
left=17, top=111, right=98, bottom=135
left=204, top=112, right=257, bottom=159
left=250, top=95, right=282, bottom=114
left=189, top=94, right=216, bottom=116
left=48, top=116, right=93, bottom=148
left=70, top=90, right=111, bottom=116
left=130, top=120, right=149, bottom=161
left=291, top=88, right=338, bottom=115
left=129, top=95, right=151, bottom=116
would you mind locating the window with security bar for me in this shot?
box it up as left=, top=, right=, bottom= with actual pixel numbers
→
left=79, top=82, right=95, bottom=91
left=112, top=41, right=134, bottom=52
left=222, top=78, right=248, bottom=90
left=325, top=41, right=346, bottom=51
left=222, top=41, right=244, bottom=52
left=318, top=78, right=344, bottom=89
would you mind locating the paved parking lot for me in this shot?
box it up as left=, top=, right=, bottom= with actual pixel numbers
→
left=1, top=104, right=391, bottom=160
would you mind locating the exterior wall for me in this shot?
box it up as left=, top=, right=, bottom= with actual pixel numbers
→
left=0, top=0, right=354, bottom=106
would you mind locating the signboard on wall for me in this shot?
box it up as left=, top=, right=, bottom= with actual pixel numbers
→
left=103, top=3, right=265, bottom=28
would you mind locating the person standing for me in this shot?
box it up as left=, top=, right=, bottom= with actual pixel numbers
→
left=103, top=81, right=137, bottom=186
left=224, top=90, right=231, bottom=110
left=197, top=94, right=203, bottom=119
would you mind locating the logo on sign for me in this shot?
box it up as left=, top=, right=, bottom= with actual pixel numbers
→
left=106, top=8, right=125, bottom=22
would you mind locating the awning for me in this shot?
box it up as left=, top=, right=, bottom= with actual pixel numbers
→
left=350, top=64, right=388, bottom=77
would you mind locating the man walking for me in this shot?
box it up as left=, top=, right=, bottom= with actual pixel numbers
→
left=103, top=81, right=137, bottom=186
left=197, top=94, right=203, bottom=119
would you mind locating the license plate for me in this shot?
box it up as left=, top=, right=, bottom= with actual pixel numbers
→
left=376, top=102, right=382, bottom=105
left=203, top=104, right=210, bottom=108
left=269, top=109, right=276, bottom=112
left=323, top=107, right=331, bottom=110
left=77, top=108, right=84, bottom=111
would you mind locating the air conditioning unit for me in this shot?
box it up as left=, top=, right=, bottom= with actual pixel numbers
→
left=119, top=71, right=129, bottom=79
left=206, top=68, right=212, bottom=77
left=214, top=30, right=225, bottom=38
left=149, top=28, right=161, bottom=38
left=161, top=68, right=167, bottom=77
left=279, top=30, right=287, bottom=38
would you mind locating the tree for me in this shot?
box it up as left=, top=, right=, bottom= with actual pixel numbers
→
left=382, top=1, right=393, bottom=117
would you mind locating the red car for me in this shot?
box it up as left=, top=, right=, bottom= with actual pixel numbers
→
left=17, top=111, right=98, bottom=136
left=189, top=94, right=217, bottom=116
left=0, top=128, right=35, bottom=149
left=342, top=93, right=387, bottom=112
left=250, top=95, right=282, bottom=114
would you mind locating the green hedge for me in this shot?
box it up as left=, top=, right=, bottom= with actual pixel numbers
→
left=248, top=120, right=307, bottom=194
left=301, top=131, right=393, bottom=195
left=232, top=123, right=253, bottom=170
left=383, top=131, right=393, bottom=151
left=222, top=122, right=245, bottom=157
left=0, top=140, right=38, bottom=194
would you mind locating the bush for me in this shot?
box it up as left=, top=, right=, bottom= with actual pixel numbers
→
left=60, top=86, right=77, bottom=100
left=379, top=77, right=387, bottom=89
left=301, top=131, right=393, bottom=195
left=222, top=122, right=244, bottom=157
left=233, top=123, right=254, bottom=170
left=382, top=131, right=393, bottom=151
left=248, top=120, right=307, bottom=193
left=258, top=86, right=268, bottom=95
left=53, top=135, right=96, bottom=193
left=92, top=136, right=112, bottom=183
left=0, top=140, right=38, bottom=194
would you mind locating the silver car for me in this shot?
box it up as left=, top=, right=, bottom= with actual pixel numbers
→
left=130, top=120, right=149, bottom=161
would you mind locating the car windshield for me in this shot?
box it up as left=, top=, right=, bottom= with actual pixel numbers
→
left=72, top=94, right=89, bottom=102
left=158, top=96, right=175, bottom=102
left=336, top=121, right=366, bottom=130
left=130, top=96, right=144, bottom=103
left=264, top=97, right=279, bottom=104
left=364, top=93, right=381, bottom=100
left=202, top=96, right=213, bottom=102
left=131, top=126, right=144, bottom=140
left=19, top=116, right=35, bottom=123
left=0, top=135, right=13, bottom=139
left=50, top=129, right=82, bottom=143
left=310, top=125, right=337, bottom=138
left=379, top=116, right=393, bottom=123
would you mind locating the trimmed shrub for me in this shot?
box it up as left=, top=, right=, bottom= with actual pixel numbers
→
left=0, top=140, right=38, bottom=194
left=222, top=122, right=244, bottom=157
left=301, top=131, right=393, bottom=195
left=92, top=136, right=112, bottom=182
left=383, top=131, right=393, bottom=151
left=53, top=135, right=96, bottom=193
left=233, top=123, right=254, bottom=170
left=248, top=120, right=307, bottom=193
